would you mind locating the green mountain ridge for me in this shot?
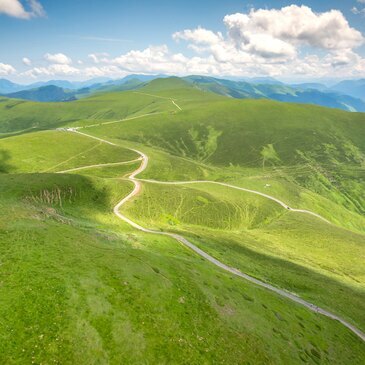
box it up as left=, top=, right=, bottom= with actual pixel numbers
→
left=2, top=75, right=365, bottom=112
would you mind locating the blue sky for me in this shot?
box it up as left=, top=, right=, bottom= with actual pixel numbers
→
left=1, top=0, right=365, bottom=82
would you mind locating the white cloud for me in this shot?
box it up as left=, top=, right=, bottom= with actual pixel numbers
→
left=44, top=53, right=72, bottom=65
left=22, top=57, right=32, bottom=66
left=173, top=27, right=223, bottom=45
left=324, top=49, right=360, bottom=67
left=169, top=5, right=365, bottom=78
left=111, top=45, right=180, bottom=73
left=16, top=42, right=365, bottom=81
left=21, top=63, right=126, bottom=79
left=352, top=7, right=365, bottom=16
left=0, top=62, right=16, bottom=75
left=0, top=0, right=45, bottom=19
left=223, top=6, right=363, bottom=51
left=88, top=53, right=109, bottom=64
left=241, top=33, right=296, bottom=59
left=173, top=5, right=364, bottom=65
left=47, top=64, right=78, bottom=75
left=28, top=0, right=44, bottom=17
left=22, top=64, right=80, bottom=78
left=84, top=65, right=123, bottom=78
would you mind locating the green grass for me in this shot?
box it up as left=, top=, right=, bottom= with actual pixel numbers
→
left=0, top=89, right=175, bottom=133
left=1, top=173, right=364, bottom=364
left=0, top=130, right=138, bottom=173
left=123, top=181, right=365, bottom=331
left=128, top=182, right=284, bottom=230
left=85, top=97, right=364, bottom=167
left=82, top=95, right=365, bottom=233
left=1, top=78, right=365, bottom=363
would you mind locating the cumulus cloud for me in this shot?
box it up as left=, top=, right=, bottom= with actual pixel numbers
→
left=44, top=53, right=72, bottom=65
left=111, top=45, right=186, bottom=73
left=173, top=27, right=223, bottom=45
left=22, top=64, right=80, bottom=78
left=0, top=0, right=45, bottom=19
left=0, top=62, right=16, bottom=75
left=170, top=5, right=365, bottom=78
left=22, top=57, right=32, bottom=66
left=324, top=49, right=360, bottom=67
left=173, top=5, right=364, bottom=66
left=224, top=6, right=363, bottom=51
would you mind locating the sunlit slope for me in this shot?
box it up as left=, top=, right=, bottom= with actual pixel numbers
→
left=136, top=77, right=224, bottom=108
left=0, top=91, right=172, bottom=133
left=124, top=181, right=365, bottom=331
left=1, top=172, right=364, bottom=364
left=91, top=96, right=364, bottom=167
left=87, top=92, right=364, bottom=219
left=0, top=130, right=138, bottom=173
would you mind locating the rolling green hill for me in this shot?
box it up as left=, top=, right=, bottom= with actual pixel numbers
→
left=0, top=77, right=364, bottom=364
left=84, top=79, right=364, bottom=220
left=2, top=173, right=364, bottom=364
left=0, top=87, right=179, bottom=133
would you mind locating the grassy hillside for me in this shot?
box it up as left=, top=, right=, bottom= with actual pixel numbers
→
left=1, top=173, right=364, bottom=364
left=87, top=94, right=364, bottom=168
left=1, top=77, right=365, bottom=363
left=0, top=130, right=138, bottom=173
left=124, top=181, right=365, bottom=331
left=0, top=90, right=175, bottom=133
left=83, top=87, right=364, bottom=227
left=0, top=78, right=223, bottom=134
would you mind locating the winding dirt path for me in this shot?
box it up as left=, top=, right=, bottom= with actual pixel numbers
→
left=133, top=91, right=182, bottom=111
left=56, top=158, right=142, bottom=174
left=65, top=129, right=365, bottom=342
left=138, top=179, right=331, bottom=223
left=78, top=113, right=163, bottom=129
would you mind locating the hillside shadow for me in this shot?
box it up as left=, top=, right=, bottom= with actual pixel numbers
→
left=0, top=172, right=115, bottom=218
left=0, top=150, right=13, bottom=173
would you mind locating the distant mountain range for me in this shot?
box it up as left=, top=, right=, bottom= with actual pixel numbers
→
left=330, top=79, right=365, bottom=100
left=0, top=77, right=112, bottom=94
left=183, top=76, right=365, bottom=112
left=5, top=85, right=77, bottom=102
left=0, top=75, right=364, bottom=112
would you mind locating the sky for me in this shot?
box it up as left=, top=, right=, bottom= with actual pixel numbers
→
left=1, top=0, right=365, bottom=83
